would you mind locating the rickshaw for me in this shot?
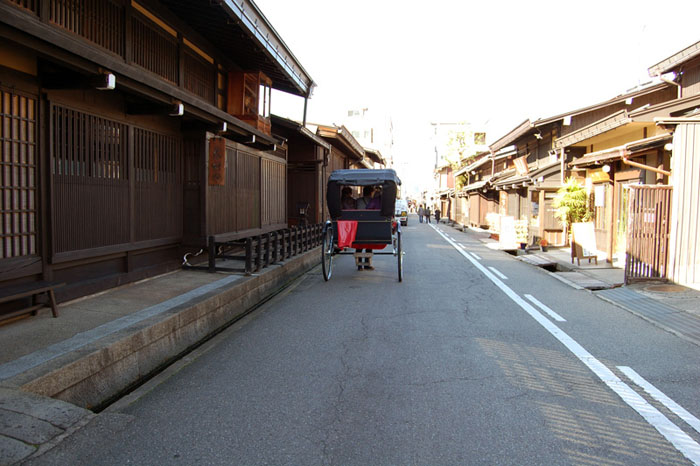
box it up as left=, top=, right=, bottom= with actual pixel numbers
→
left=321, top=169, right=403, bottom=282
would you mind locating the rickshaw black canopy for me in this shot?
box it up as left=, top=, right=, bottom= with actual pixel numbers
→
left=327, top=169, right=402, bottom=219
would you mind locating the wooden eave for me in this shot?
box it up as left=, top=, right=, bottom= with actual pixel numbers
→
left=317, top=125, right=365, bottom=160
left=462, top=179, right=491, bottom=192
left=648, top=40, right=700, bottom=76
left=493, top=173, right=531, bottom=188
left=155, top=0, right=314, bottom=96
left=358, top=159, right=374, bottom=169
left=556, top=94, right=700, bottom=150
left=454, top=153, right=490, bottom=177
left=554, top=110, right=631, bottom=149
left=489, top=120, right=533, bottom=153
left=364, top=148, right=385, bottom=166
left=569, top=133, right=672, bottom=168
left=529, top=161, right=562, bottom=184
left=271, top=115, right=330, bottom=151
left=629, top=94, right=700, bottom=120
left=0, top=6, right=276, bottom=145
left=535, top=82, right=670, bottom=127
left=655, top=116, right=700, bottom=126
left=489, top=167, right=516, bottom=185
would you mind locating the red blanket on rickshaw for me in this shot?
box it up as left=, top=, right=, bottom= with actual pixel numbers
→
left=336, top=221, right=386, bottom=250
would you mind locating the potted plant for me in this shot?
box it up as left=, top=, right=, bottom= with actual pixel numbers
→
left=538, top=238, right=549, bottom=252
left=553, top=177, right=592, bottom=243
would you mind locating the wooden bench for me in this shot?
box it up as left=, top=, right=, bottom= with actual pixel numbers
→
left=0, top=281, right=65, bottom=324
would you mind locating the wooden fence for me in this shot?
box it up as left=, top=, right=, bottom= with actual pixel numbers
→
left=183, top=224, right=323, bottom=275
left=625, top=185, right=672, bottom=284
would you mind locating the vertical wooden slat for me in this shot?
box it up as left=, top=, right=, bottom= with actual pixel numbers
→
left=625, top=185, right=672, bottom=283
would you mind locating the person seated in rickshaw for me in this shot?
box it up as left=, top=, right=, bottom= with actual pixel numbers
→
left=356, top=186, right=374, bottom=209
left=341, top=186, right=357, bottom=209
left=366, top=186, right=382, bottom=209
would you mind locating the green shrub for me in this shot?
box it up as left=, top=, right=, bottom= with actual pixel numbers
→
left=553, top=177, right=592, bottom=227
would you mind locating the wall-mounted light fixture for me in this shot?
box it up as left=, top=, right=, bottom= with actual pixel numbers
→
left=602, top=164, right=611, bottom=173
left=95, top=72, right=116, bottom=90
left=169, top=101, right=184, bottom=117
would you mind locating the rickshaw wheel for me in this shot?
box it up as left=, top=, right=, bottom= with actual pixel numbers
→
left=397, top=229, right=403, bottom=282
left=321, top=223, right=333, bottom=281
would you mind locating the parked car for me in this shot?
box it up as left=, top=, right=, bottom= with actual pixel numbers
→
left=395, top=199, right=409, bottom=226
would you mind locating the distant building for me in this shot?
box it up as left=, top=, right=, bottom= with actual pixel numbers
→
left=341, top=106, right=395, bottom=168
left=430, top=122, right=488, bottom=219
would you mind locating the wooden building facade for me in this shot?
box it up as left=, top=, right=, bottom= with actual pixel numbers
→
left=461, top=82, right=677, bottom=247
left=555, top=82, right=684, bottom=261
left=271, top=115, right=331, bottom=227
left=0, top=0, right=314, bottom=303
left=647, top=42, right=700, bottom=287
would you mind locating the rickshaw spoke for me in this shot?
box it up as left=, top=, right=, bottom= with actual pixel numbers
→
left=321, top=223, right=333, bottom=281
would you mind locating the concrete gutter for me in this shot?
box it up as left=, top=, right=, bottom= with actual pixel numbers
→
left=0, top=249, right=320, bottom=410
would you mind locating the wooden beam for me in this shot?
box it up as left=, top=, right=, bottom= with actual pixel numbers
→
left=0, top=5, right=275, bottom=144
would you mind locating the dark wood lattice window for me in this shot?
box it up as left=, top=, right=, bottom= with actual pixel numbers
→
left=236, top=151, right=261, bottom=230
left=0, top=88, right=37, bottom=259
left=130, top=14, right=178, bottom=84
left=52, top=107, right=126, bottom=179
left=50, top=0, right=124, bottom=57
left=183, top=49, right=216, bottom=104
left=51, top=105, right=129, bottom=253
left=7, top=0, right=38, bottom=14
left=133, top=128, right=182, bottom=241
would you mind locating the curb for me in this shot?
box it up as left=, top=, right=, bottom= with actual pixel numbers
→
left=1, top=249, right=321, bottom=410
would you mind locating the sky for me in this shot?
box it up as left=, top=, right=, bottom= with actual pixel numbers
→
left=254, top=0, right=700, bottom=192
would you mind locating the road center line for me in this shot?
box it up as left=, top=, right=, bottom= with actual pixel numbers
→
left=618, top=366, right=700, bottom=435
left=429, top=224, right=700, bottom=464
left=488, top=266, right=508, bottom=280
left=525, top=294, right=566, bottom=322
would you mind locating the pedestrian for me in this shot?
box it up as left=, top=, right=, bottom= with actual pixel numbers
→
left=341, top=186, right=356, bottom=209
left=434, top=207, right=441, bottom=224
left=366, top=187, right=382, bottom=209
left=356, top=186, right=373, bottom=209
left=418, top=204, right=424, bottom=223
left=424, top=205, right=431, bottom=223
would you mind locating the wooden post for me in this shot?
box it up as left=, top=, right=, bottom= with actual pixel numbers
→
left=255, top=235, right=262, bottom=272
left=263, top=233, right=270, bottom=268
left=244, top=237, right=252, bottom=274
left=271, top=231, right=278, bottom=263
left=208, top=236, right=216, bottom=272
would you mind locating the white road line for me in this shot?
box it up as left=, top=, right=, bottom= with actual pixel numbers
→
left=619, top=366, right=700, bottom=435
left=469, top=252, right=482, bottom=260
left=525, top=294, right=566, bottom=322
left=429, top=224, right=700, bottom=464
left=488, top=266, right=508, bottom=280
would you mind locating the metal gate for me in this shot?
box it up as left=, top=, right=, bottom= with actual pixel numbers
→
left=625, top=185, right=672, bottom=284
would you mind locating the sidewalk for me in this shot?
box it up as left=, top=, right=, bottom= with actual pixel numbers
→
left=445, top=221, right=700, bottom=348
left=0, top=249, right=319, bottom=465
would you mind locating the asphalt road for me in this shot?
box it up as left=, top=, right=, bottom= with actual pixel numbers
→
left=27, top=215, right=700, bottom=465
